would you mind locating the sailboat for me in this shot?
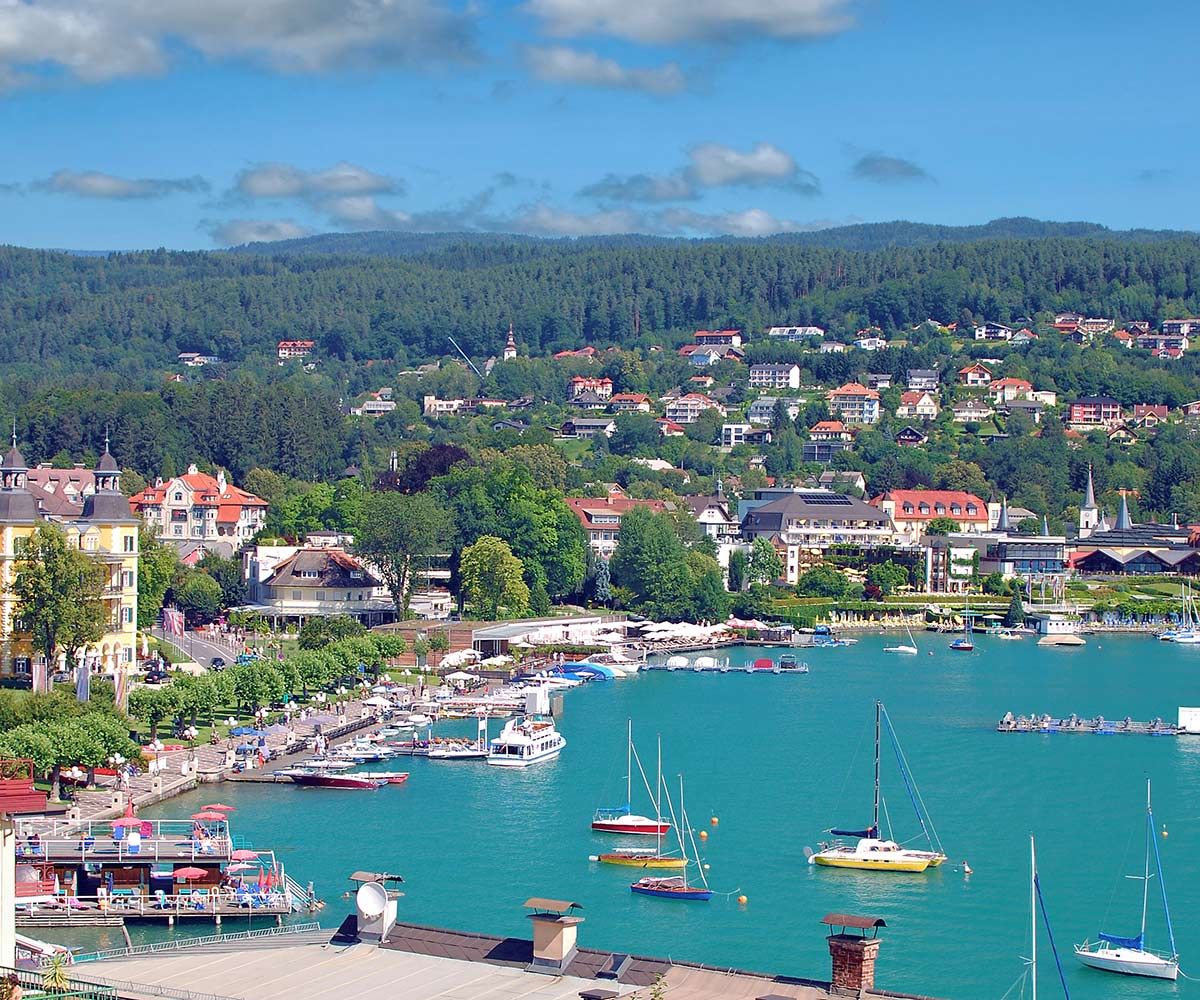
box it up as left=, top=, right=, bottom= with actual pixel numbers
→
left=1074, top=779, right=1179, bottom=980
left=594, top=735, right=685, bottom=869
left=950, top=593, right=974, bottom=651
left=1016, top=835, right=1073, bottom=1000
left=808, top=702, right=947, bottom=873
left=591, top=720, right=671, bottom=837
left=884, top=620, right=919, bottom=655
left=630, top=774, right=712, bottom=900
left=1161, top=584, right=1200, bottom=644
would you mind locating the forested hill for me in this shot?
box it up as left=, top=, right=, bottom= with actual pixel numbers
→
left=225, top=218, right=1196, bottom=257
left=3, top=233, right=1200, bottom=385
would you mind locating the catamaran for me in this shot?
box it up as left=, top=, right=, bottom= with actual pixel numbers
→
left=629, top=775, right=711, bottom=900
left=1074, top=779, right=1179, bottom=980
left=591, top=721, right=671, bottom=836
left=808, top=701, right=947, bottom=873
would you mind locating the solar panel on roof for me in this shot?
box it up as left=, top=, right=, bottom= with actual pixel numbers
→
left=796, top=492, right=853, bottom=505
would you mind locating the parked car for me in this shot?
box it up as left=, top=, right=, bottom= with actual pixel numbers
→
left=209, top=656, right=226, bottom=671
left=0, top=675, right=32, bottom=690
left=144, top=668, right=169, bottom=685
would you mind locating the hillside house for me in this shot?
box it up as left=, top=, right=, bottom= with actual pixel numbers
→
left=748, top=397, right=801, bottom=425
left=827, top=383, right=880, bottom=425
left=665, top=393, right=726, bottom=424
left=896, top=391, right=939, bottom=420
left=767, top=325, right=824, bottom=341
left=1067, top=396, right=1123, bottom=429
left=609, top=393, right=652, bottom=412
left=569, top=376, right=614, bottom=400
left=958, top=363, right=993, bottom=386
left=694, top=329, right=743, bottom=347
left=871, top=489, right=989, bottom=544
left=748, top=363, right=801, bottom=389
left=277, top=340, right=315, bottom=360
left=973, top=322, right=1013, bottom=341
left=907, top=369, right=939, bottom=391
left=565, top=494, right=668, bottom=559
left=560, top=418, right=616, bottom=439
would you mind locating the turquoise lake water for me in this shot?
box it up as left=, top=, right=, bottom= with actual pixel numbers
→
left=140, top=634, right=1200, bottom=999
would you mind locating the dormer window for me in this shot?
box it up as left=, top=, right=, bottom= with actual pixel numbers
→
left=966, top=504, right=977, bottom=515
left=902, top=503, right=914, bottom=514
left=918, top=503, right=930, bottom=515
left=935, top=504, right=946, bottom=515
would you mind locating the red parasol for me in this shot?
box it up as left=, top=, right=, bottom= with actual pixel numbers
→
left=173, top=866, right=208, bottom=881
left=229, top=849, right=260, bottom=861
left=201, top=803, right=235, bottom=812
left=190, top=811, right=227, bottom=822
left=111, top=817, right=142, bottom=828
left=226, top=863, right=257, bottom=873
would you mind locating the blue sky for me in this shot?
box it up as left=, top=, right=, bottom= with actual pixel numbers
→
left=0, top=0, right=1193, bottom=249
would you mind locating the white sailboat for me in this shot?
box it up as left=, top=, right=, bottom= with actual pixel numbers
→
left=884, top=620, right=919, bottom=655
left=1017, top=835, right=1072, bottom=1000
left=1161, top=584, right=1200, bottom=644
left=1074, top=779, right=1179, bottom=980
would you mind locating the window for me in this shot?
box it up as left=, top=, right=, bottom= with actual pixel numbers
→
left=950, top=504, right=961, bottom=516
left=172, top=525, right=182, bottom=536
left=291, top=590, right=302, bottom=602
left=123, top=534, right=135, bottom=552
left=122, top=607, right=133, bottom=624
left=174, top=492, right=183, bottom=501
left=316, top=591, right=325, bottom=602
left=122, top=570, right=134, bottom=588
left=935, top=504, right=946, bottom=515
left=902, top=503, right=914, bottom=514
left=918, top=503, right=930, bottom=515
left=966, top=504, right=977, bottom=515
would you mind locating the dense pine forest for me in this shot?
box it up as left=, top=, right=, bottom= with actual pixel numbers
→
left=3, top=226, right=1200, bottom=384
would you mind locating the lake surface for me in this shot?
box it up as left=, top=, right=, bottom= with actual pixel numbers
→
left=147, top=634, right=1200, bottom=999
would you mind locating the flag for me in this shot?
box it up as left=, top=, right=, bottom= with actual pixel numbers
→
left=75, top=662, right=91, bottom=703
left=163, top=608, right=185, bottom=637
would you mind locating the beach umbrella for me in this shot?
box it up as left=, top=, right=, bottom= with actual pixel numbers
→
left=225, top=863, right=256, bottom=873
left=111, top=816, right=142, bottom=828
left=363, top=696, right=393, bottom=708
left=173, top=866, right=207, bottom=882
left=201, top=803, right=235, bottom=812
left=191, top=811, right=226, bottom=822
left=229, top=849, right=260, bottom=861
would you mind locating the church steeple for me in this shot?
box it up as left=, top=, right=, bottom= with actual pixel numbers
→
left=1079, top=463, right=1100, bottom=538
left=94, top=426, right=121, bottom=493
left=996, top=496, right=1010, bottom=532
left=502, top=323, right=517, bottom=361
left=1115, top=491, right=1133, bottom=531
left=2, top=422, right=29, bottom=492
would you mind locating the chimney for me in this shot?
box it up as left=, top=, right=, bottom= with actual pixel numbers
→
left=524, top=898, right=584, bottom=976
left=823, top=914, right=885, bottom=996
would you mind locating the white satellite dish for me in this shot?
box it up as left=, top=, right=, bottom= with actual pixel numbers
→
left=356, top=881, right=388, bottom=919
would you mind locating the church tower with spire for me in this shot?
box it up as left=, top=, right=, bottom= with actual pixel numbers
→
left=502, top=323, right=517, bottom=362
left=1079, top=464, right=1099, bottom=538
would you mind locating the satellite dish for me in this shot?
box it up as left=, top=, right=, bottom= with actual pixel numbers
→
left=356, top=881, right=388, bottom=918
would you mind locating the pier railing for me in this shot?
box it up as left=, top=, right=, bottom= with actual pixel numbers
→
left=70, top=920, right=324, bottom=964
left=18, top=888, right=293, bottom=923
left=0, top=965, right=117, bottom=999
left=14, top=832, right=233, bottom=864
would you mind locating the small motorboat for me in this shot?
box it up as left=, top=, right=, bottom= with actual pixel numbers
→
left=282, top=770, right=384, bottom=789
left=752, top=657, right=775, bottom=672
left=630, top=876, right=712, bottom=901
left=354, top=771, right=411, bottom=784
left=426, top=744, right=488, bottom=761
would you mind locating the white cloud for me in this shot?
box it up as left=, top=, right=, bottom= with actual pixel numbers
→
left=580, top=171, right=695, bottom=202
left=0, top=0, right=477, bottom=91
left=209, top=218, right=311, bottom=245
left=523, top=46, right=684, bottom=94
left=234, top=162, right=400, bottom=199
left=687, top=142, right=814, bottom=190
left=322, top=195, right=413, bottom=229
left=31, top=169, right=209, bottom=199
left=662, top=207, right=815, bottom=236
left=580, top=141, right=819, bottom=204
left=524, top=0, right=854, bottom=44
left=510, top=203, right=645, bottom=236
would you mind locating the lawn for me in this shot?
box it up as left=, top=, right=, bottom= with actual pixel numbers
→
left=553, top=437, right=592, bottom=461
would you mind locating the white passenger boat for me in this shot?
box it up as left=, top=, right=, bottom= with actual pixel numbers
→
left=487, top=715, right=565, bottom=767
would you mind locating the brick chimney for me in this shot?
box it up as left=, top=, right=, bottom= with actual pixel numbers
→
left=822, top=914, right=885, bottom=996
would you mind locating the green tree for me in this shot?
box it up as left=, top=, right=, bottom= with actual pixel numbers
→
left=746, top=538, right=785, bottom=586
left=867, top=560, right=910, bottom=595
left=795, top=564, right=851, bottom=598
left=298, top=615, right=366, bottom=649
left=358, top=491, right=451, bottom=618
left=173, top=571, right=225, bottom=626
left=14, top=525, right=108, bottom=686
left=686, top=551, right=732, bottom=622
left=925, top=516, right=959, bottom=536
left=1004, top=589, right=1026, bottom=628
left=197, top=552, right=247, bottom=609
left=609, top=507, right=693, bottom=619
left=137, top=526, right=181, bottom=629
left=128, top=685, right=180, bottom=740
left=727, top=548, right=748, bottom=592
left=460, top=536, right=530, bottom=620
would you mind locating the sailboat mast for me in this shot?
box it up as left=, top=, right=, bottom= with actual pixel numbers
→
left=1141, top=778, right=1151, bottom=944
left=626, top=719, right=632, bottom=809
left=656, top=736, right=663, bottom=855
left=873, top=701, right=881, bottom=835
left=1031, top=834, right=1038, bottom=1000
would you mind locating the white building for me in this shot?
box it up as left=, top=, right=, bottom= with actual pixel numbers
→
left=128, top=466, right=267, bottom=545
left=827, top=382, right=880, bottom=425
left=244, top=546, right=396, bottom=625
left=664, top=393, right=726, bottom=424
left=748, top=397, right=801, bottom=425
left=767, top=325, right=824, bottom=341
left=748, top=363, right=801, bottom=389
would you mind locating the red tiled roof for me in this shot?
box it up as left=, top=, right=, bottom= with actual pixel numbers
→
left=899, top=391, right=931, bottom=405
left=828, top=382, right=880, bottom=399
left=564, top=496, right=667, bottom=527
left=958, top=363, right=992, bottom=375
left=990, top=377, right=1032, bottom=389
left=872, top=489, right=989, bottom=521
left=810, top=420, right=847, bottom=432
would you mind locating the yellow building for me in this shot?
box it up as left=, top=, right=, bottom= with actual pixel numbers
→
left=0, top=438, right=139, bottom=690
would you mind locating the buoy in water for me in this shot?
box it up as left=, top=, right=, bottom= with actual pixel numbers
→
left=710, top=816, right=719, bottom=826
left=737, top=895, right=748, bottom=905
left=699, top=830, right=708, bottom=841
left=1162, top=826, right=1169, bottom=838
left=703, top=863, right=710, bottom=871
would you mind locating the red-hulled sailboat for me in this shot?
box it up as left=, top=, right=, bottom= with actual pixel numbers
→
left=591, top=720, right=671, bottom=837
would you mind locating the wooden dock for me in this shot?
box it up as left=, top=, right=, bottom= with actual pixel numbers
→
left=997, top=712, right=1186, bottom=736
